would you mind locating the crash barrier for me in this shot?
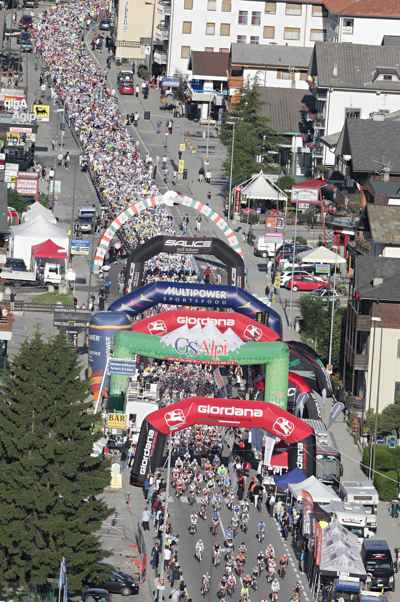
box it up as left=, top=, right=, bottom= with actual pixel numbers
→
left=93, top=191, right=244, bottom=273
left=130, top=397, right=316, bottom=486
left=123, top=235, right=245, bottom=291
left=110, top=330, right=289, bottom=409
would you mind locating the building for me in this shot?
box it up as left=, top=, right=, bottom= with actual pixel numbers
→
left=257, top=87, right=308, bottom=175
left=115, top=0, right=170, bottom=69
left=343, top=254, right=400, bottom=416
left=306, top=42, right=400, bottom=168
left=167, top=0, right=328, bottom=76
left=335, top=119, right=400, bottom=185
left=229, top=43, right=312, bottom=98
left=187, top=50, right=229, bottom=119
left=325, top=0, right=400, bottom=46
left=350, top=205, right=400, bottom=259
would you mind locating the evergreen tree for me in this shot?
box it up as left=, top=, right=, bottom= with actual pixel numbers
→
left=220, top=83, right=280, bottom=184
left=0, top=332, right=111, bottom=593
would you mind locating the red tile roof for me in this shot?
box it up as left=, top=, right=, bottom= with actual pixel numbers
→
left=324, top=0, right=400, bottom=18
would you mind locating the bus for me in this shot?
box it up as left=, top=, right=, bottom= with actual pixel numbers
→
left=304, top=419, right=343, bottom=485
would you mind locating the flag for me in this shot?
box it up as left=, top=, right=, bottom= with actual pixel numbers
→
left=328, top=401, right=345, bottom=426
left=58, top=558, right=68, bottom=602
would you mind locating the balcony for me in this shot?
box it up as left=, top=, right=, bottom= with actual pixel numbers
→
left=353, top=353, right=369, bottom=370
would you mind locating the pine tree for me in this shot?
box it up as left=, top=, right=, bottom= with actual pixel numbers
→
left=0, top=332, right=111, bottom=593
left=220, top=83, right=280, bottom=184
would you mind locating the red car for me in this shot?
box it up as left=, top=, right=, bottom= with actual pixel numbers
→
left=286, top=274, right=328, bottom=292
left=118, top=81, right=134, bottom=95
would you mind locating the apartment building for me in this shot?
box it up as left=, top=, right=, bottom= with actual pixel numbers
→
left=168, top=0, right=328, bottom=75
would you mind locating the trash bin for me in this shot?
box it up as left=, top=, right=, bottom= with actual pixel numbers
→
left=144, top=111, right=151, bottom=120
left=183, top=168, right=188, bottom=180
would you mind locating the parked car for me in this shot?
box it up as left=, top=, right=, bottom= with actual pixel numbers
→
left=19, top=15, right=33, bottom=30
left=281, top=269, right=324, bottom=287
left=18, top=31, right=33, bottom=52
left=5, top=257, right=27, bottom=271
left=83, top=589, right=111, bottom=602
left=286, top=274, right=328, bottom=292
left=117, top=70, right=134, bottom=85
left=118, top=81, right=135, bottom=95
left=310, top=288, right=338, bottom=301
left=100, top=570, right=139, bottom=596
left=99, top=19, right=113, bottom=31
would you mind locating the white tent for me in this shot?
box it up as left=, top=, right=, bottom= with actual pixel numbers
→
left=288, top=476, right=340, bottom=504
left=240, top=171, right=287, bottom=202
left=298, top=246, right=346, bottom=265
left=11, top=215, right=69, bottom=267
left=22, top=202, right=57, bottom=224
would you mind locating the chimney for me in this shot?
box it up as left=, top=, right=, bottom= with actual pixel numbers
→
left=370, top=111, right=385, bottom=121
left=332, top=63, right=338, bottom=77
left=372, top=277, right=383, bottom=287
left=383, top=165, right=391, bottom=182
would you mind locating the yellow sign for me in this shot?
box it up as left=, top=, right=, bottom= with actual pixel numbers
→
left=179, top=143, right=186, bottom=152
left=107, top=413, right=127, bottom=430
left=7, top=132, right=20, bottom=142
left=274, top=274, right=281, bottom=288
left=32, top=104, right=50, bottom=122
left=178, top=159, right=185, bottom=174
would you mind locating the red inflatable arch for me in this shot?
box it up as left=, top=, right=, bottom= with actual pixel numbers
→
left=130, top=397, right=316, bottom=486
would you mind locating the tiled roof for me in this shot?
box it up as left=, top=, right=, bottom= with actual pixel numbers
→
left=230, top=43, right=312, bottom=69
left=257, top=87, right=305, bottom=133
left=324, top=0, right=400, bottom=18
left=189, top=51, right=229, bottom=78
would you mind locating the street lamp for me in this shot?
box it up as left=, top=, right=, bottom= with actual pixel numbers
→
left=288, top=195, right=299, bottom=328
left=368, top=315, right=383, bottom=479
left=327, top=246, right=339, bottom=372
left=145, top=0, right=158, bottom=75
left=157, top=427, right=174, bottom=597
left=226, top=120, right=236, bottom=221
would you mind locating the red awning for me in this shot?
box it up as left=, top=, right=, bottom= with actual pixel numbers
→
left=31, top=239, right=67, bottom=259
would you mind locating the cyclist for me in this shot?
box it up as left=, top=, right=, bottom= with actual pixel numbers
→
left=189, top=512, right=198, bottom=534
left=257, top=519, right=266, bottom=542
left=200, top=573, right=210, bottom=596
left=194, top=539, right=204, bottom=561
left=211, top=509, right=219, bottom=535
left=240, top=581, right=250, bottom=601
left=278, top=553, right=288, bottom=578
left=213, top=543, right=222, bottom=566
left=231, top=513, right=239, bottom=536
left=271, top=577, right=280, bottom=601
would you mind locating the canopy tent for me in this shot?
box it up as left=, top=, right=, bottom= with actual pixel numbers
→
left=298, top=246, right=346, bottom=266
left=289, top=476, right=340, bottom=504
left=319, top=519, right=365, bottom=577
left=31, top=239, right=67, bottom=260
left=239, top=171, right=287, bottom=202
left=11, top=215, right=69, bottom=267
left=275, top=467, right=306, bottom=489
left=22, top=202, right=57, bottom=224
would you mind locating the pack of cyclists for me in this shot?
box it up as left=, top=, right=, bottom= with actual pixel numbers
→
left=168, top=426, right=305, bottom=602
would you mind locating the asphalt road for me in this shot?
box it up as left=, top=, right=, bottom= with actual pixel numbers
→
left=167, top=486, right=311, bottom=602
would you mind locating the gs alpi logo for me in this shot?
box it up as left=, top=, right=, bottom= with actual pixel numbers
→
left=174, top=337, right=229, bottom=357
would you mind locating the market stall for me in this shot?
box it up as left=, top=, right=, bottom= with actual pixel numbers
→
left=289, top=475, right=341, bottom=504
left=11, top=215, right=69, bottom=267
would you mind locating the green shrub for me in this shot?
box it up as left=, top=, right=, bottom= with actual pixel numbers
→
left=277, top=175, right=294, bottom=191
left=374, top=471, right=399, bottom=501
left=362, top=446, right=395, bottom=473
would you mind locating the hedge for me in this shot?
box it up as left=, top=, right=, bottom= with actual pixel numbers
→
left=373, top=471, right=399, bottom=502
left=362, top=446, right=400, bottom=500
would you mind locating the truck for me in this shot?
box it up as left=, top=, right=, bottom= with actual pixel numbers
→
left=0, top=263, right=62, bottom=286
left=78, top=207, right=96, bottom=234
left=361, top=539, right=395, bottom=592
left=323, top=500, right=373, bottom=539
left=339, top=480, right=378, bottom=533
left=253, top=233, right=284, bottom=258
left=125, top=398, right=158, bottom=444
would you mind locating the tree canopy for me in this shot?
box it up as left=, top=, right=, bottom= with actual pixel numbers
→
left=300, top=296, right=345, bottom=369
left=220, top=84, right=280, bottom=184
left=0, top=333, right=111, bottom=593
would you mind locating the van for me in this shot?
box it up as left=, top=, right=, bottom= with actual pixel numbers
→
left=361, top=540, right=395, bottom=591
left=78, top=206, right=96, bottom=234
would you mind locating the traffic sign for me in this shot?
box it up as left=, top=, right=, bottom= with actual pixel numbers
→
left=108, top=358, right=137, bottom=376
left=387, top=435, right=397, bottom=449
left=70, top=239, right=91, bottom=256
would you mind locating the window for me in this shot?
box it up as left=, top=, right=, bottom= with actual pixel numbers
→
left=181, top=45, right=190, bottom=58
left=343, top=18, right=354, bottom=33
left=205, top=22, right=215, bottom=35
left=207, top=0, right=216, bottom=10
left=220, top=22, right=230, bottom=36
left=222, top=0, right=231, bottom=11
left=299, top=71, right=308, bottom=81
left=285, top=3, right=302, bottom=16
left=398, top=340, right=400, bottom=358
left=310, top=28, right=326, bottom=41
left=237, top=35, right=247, bottom=44
left=251, top=11, right=261, bottom=25
left=220, top=47, right=229, bottom=53
left=265, top=2, right=276, bottom=14
left=312, top=5, right=324, bottom=17
left=395, top=381, right=400, bottom=403
left=250, top=36, right=259, bottom=44
left=238, top=10, right=248, bottom=25
left=182, top=21, right=192, bottom=34
left=345, top=107, right=361, bottom=120
left=205, top=47, right=214, bottom=52
left=277, top=69, right=291, bottom=80
left=284, top=27, right=300, bottom=40
left=263, top=25, right=275, bottom=39
left=184, top=0, right=193, bottom=9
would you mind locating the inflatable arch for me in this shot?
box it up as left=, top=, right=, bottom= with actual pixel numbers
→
left=124, top=235, right=246, bottom=291
left=93, top=192, right=244, bottom=273
left=130, top=397, right=316, bottom=486
left=111, top=331, right=289, bottom=408
left=108, top=281, right=282, bottom=335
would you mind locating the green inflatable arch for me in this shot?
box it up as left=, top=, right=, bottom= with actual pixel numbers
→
left=111, top=331, right=289, bottom=409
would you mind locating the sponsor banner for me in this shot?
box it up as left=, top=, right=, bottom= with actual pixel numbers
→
left=131, top=309, right=279, bottom=343
left=108, top=358, right=137, bottom=376
left=302, top=490, right=314, bottom=535
left=16, top=172, right=39, bottom=196
left=32, top=104, right=50, bottom=122
left=70, top=239, right=91, bottom=256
